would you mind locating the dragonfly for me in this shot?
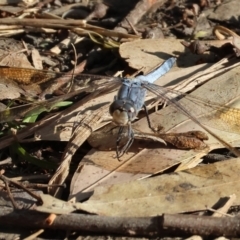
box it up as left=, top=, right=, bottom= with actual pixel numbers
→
left=109, top=57, right=176, bottom=158
left=108, top=57, right=240, bottom=159
left=1, top=58, right=240, bottom=159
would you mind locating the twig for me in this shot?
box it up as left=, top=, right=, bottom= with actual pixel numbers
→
left=163, top=213, right=240, bottom=236
left=0, top=157, right=12, bottom=165
left=0, top=173, right=19, bottom=209
left=1, top=210, right=240, bottom=237
left=0, top=18, right=139, bottom=39
left=23, top=229, right=44, bottom=240
left=67, top=43, right=77, bottom=93
left=125, top=17, right=139, bottom=35
left=0, top=209, right=166, bottom=236
left=22, top=183, right=66, bottom=189
left=0, top=174, right=42, bottom=204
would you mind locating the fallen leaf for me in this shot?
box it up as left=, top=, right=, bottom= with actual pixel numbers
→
left=69, top=164, right=147, bottom=202
left=119, top=38, right=215, bottom=73
left=78, top=158, right=240, bottom=217
left=208, top=0, right=240, bottom=26
left=39, top=158, right=240, bottom=217
left=48, top=106, right=108, bottom=197
left=0, top=38, right=37, bottom=99
left=0, top=38, right=33, bottom=68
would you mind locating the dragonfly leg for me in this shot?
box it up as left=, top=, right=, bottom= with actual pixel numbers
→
left=143, top=104, right=159, bottom=132
left=116, top=126, right=125, bottom=159
left=115, top=125, right=134, bottom=160
left=122, top=125, right=134, bottom=153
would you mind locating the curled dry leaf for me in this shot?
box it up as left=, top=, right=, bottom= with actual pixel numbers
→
left=214, top=25, right=240, bottom=50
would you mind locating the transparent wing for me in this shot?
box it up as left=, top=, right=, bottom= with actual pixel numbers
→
left=0, top=57, right=175, bottom=123
left=0, top=76, right=121, bottom=123
left=142, top=82, right=240, bottom=135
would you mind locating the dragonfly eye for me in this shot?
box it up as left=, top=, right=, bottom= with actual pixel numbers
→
left=109, top=100, right=137, bottom=126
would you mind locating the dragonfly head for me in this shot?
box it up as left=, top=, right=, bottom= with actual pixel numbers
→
left=109, top=100, right=137, bottom=126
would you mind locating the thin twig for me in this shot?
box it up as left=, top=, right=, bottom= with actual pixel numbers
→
left=0, top=174, right=42, bottom=204
left=0, top=174, right=19, bottom=209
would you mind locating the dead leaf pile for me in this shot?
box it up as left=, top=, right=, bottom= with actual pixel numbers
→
left=1, top=0, right=240, bottom=239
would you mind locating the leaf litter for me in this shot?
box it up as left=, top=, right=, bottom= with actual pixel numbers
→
left=2, top=0, right=240, bottom=238
left=37, top=158, right=240, bottom=218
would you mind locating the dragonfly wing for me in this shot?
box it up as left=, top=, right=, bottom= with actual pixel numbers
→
left=0, top=79, right=114, bottom=123
left=142, top=82, right=240, bottom=135
left=136, top=57, right=176, bottom=83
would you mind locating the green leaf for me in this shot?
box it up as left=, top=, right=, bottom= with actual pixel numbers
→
left=88, top=32, right=120, bottom=48
left=11, top=142, right=57, bottom=170
left=23, top=101, right=72, bottom=123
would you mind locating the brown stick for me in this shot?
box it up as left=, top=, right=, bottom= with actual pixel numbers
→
left=1, top=209, right=240, bottom=237
left=163, top=214, right=240, bottom=236
left=0, top=18, right=138, bottom=39
left=0, top=209, right=163, bottom=236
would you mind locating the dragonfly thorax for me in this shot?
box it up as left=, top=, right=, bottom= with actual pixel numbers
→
left=109, top=99, right=137, bottom=126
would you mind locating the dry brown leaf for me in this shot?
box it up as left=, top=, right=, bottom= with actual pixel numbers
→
left=38, top=158, right=240, bottom=217
left=0, top=38, right=32, bottom=68
left=48, top=106, right=108, bottom=197
left=211, top=194, right=236, bottom=217
left=0, top=79, right=26, bottom=99
left=0, top=38, right=38, bottom=99
left=208, top=0, right=240, bottom=26
left=77, top=158, right=240, bottom=217
left=69, top=164, right=148, bottom=202
left=0, top=6, right=24, bottom=15
left=119, top=38, right=215, bottom=72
